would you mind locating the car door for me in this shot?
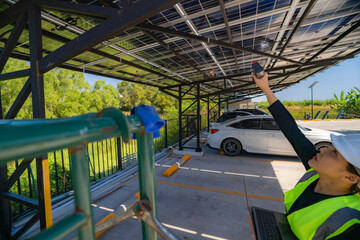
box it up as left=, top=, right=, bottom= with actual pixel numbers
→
left=233, top=118, right=267, bottom=153
left=263, top=119, right=295, bottom=155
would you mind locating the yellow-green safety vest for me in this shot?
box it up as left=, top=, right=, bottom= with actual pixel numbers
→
left=284, top=168, right=360, bottom=240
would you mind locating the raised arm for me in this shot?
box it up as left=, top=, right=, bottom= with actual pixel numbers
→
left=252, top=73, right=317, bottom=169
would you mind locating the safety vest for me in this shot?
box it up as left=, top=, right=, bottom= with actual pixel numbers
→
left=284, top=168, right=360, bottom=240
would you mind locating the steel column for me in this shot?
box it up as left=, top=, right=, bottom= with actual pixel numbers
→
left=0, top=165, right=11, bottom=240
left=218, top=94, right=221, bottom=120
left=196, top=84, right=202, bottom=152
left=69, top=146, right=95, bottom=240
left=164, top=121, right=168, bottom=148
left=207, top=96, right=210, bottom=133
left=117, top=137, right=122, bottom=171
left=136, top=132, right=157, bottom=240
left=0, top=85, right=2, bottom=119
left=178, top=86, right=183, bottom=151
left=28, top=3, right=47, bottom=229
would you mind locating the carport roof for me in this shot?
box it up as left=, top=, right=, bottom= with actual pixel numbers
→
left=1, top=0, right=359, bottom=100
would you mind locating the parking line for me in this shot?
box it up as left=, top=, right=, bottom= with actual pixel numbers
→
left=156, top=180, right=284, bottom=202
left=204, top=154, right=301, bottom=164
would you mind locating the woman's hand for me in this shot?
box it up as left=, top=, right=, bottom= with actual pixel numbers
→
left=251, top=72, right=278, bottom=105
left=252, top=72, right=270, bottom=92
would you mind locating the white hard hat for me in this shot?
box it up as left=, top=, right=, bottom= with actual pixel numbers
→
left=331, top=133, right=360, bottom=175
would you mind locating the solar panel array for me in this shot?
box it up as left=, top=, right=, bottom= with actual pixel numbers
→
left=1, top=0, right=359, bottom=100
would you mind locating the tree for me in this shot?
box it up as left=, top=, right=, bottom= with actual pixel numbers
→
left=1, top=58, right=121, bottom=119
left=332, top=87, right=360, bottom=116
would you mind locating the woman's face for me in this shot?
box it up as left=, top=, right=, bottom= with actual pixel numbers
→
left=308, top=146, right=349, bottom=178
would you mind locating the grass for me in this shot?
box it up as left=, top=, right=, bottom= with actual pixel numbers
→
left=259, top=105, right=339, bottom=119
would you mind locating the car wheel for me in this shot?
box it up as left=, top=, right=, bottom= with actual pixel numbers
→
left=315, top=142, right=332, bottom=150
left=222, top=138, right=242, bottom=156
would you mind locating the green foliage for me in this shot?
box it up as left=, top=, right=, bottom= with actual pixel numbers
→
left=257, top=102, right=270, bottom=109
left=1, top=59, right=120, bottom=119
left=331, top=88, right=360, bottom=115
left=117, top=81, right=173, bottom=113
left=283, top=101, right=295, bottom=106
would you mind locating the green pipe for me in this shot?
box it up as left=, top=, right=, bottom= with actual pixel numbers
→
left=137, top=132, right=157, bottom=240
left=70, top=146, right=95, bottom=240
left=30, top=213, right=87, bottom=240
left=0, top=107, right=143, bottom=165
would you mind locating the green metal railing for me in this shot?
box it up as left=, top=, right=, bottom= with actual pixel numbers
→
left=0, top=107, right=161, bottom=240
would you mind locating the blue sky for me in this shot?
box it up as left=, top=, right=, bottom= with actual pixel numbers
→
left=84, top=55, right=359, bottom=102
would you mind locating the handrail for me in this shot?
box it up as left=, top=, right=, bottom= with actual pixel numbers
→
left=0, top=106, right=175, bottom=240
left=0, top=107, right=143, bottom=165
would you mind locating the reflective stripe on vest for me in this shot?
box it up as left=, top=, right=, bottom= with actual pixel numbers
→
left=313, top=207, right=360, bottom=240
left=284, top=169, right=360, bottom=240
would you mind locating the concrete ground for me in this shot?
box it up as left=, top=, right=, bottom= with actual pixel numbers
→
left=90, top=120, right=359, bottom=240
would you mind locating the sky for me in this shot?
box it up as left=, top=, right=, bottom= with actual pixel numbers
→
left=84, top=56, right=360, bottom=102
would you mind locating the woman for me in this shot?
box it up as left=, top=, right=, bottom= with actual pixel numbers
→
left=252, top=72, right=360, bottom=239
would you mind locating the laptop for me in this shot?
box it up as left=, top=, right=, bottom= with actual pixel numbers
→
left=251, top=206, right=298, bottom=240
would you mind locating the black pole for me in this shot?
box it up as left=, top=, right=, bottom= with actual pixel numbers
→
left=0, top=76, right=11, bottom=238
left=218, top=94, right=221, bottom=120
left=28, top=4, right=47, bottom=230
left=0, top=86, right=2, bottom=120
left=164, top=120, right=168, bottom=148
left=311, top=87, right=313, bottom=119
left=0, top=165, right=11, bottom=240
left=178, top=86, right=183, bottom=151
left=207, top=96, right=210, bottom=132
left=196, top=83, right=202, bottom=152
left=117, top=137, right=122, bottom=171
left=224, top=79, right=228, bottom=111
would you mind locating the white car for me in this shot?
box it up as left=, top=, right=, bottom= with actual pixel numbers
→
left=207, top=115, right=334, bottom=156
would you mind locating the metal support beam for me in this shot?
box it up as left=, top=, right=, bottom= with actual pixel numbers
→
left=182, top=100, right=197, bottom=115
left=39, top=0, right=118, bottom=19
left=28, top=4, right=47, bottom=230
left=161, top=55, right=353, bottom=90
left=0, top=69, right=30, bottom=81
left=4, top=78, right=31, bottom=119
left=196, top=83, right=202, bottom=152
left=40, top=28, right=184, bottom=85
left=141, top=29, right=208, bottom=79
left=178, top=87, right=183, bottom=151
left=0, top=13, right=27, bottom=74
left=98, top=0, right=120, bottom=8
left=0, top=0, right=32, bottom=30
left=38, top=0, right=184, bottom=73
left=4, top=158, right=33, bottom=192
left=117, top=137, right=122, bottom=171
left=136, top=23, right=302, bottom=65
left=219, top=0, right=239, bottom=72
left=277, top=20, right=360, bottom=85
left=307, top=20, right=360, bottom=63
left=270, top=0, right=317, bottom=68
left=207, top=96, right=210, bottom=133
left=0, top=164, right=11, bottom=239
left=218, top=94, right=221, bottom=120
left=11, top=213, right=40, bottom=240
left=2, top=192, right=39, bottom=209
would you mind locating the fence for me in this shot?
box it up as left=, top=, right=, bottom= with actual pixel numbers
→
left=6, top=114, right=210, bottom=220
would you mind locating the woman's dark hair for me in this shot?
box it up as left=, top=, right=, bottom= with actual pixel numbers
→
left=346, top=163, right=360, bottom=194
